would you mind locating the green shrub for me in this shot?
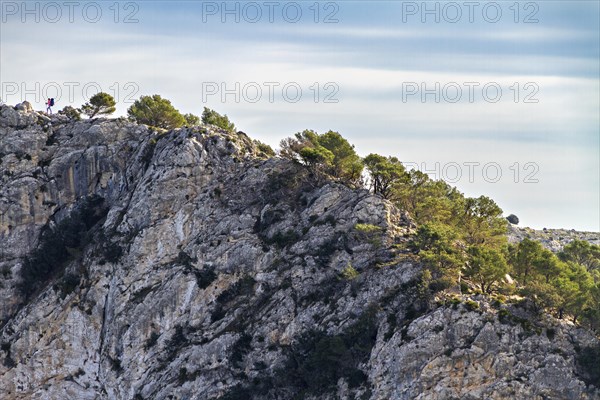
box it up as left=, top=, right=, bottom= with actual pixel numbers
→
left=283, top=305, right=377, bottom=395
left=496, top=308, right=537, bottom=335
left=465, top=299, right=479, bottom=311
left=221, top=307, right=377, bottom=400
left=429, top=276, right=455, bottom=293
left=58, top=106, right=81, bottom=121
left=341, top=264, right=359, bottom=280
left=354, top=223, right=381, bottom=234
left=576, top=344, right=600, bottom=386
left=254, top=140, right=275, bottom=158
left=460, top=281, right=470, bottom=294
left=183, top=113, right=200, bottom=126
left=354, top=224, right=383, bottom=248
left=18, top=195, right=107, bottom=299
left=449, top=297, right=462, bottom=308
left=497, top=308, right=510, bottom=322
left=492, top=299, right=503, bottom=308
left=201, top=107, right=235, bottom=132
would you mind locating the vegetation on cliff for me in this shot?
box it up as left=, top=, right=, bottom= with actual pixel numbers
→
left=278, top=127, right=599, bottom=333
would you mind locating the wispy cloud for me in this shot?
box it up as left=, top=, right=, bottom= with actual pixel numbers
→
left=1, top=1, right=598, bottom=230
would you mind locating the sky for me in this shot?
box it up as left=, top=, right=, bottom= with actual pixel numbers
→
left=0, top=0, right=598, bottom=231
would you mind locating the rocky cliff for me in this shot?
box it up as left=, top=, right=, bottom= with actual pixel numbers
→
left=0, top=105, right=598, bottom=400
left=507, top=224, right=599, bottom=252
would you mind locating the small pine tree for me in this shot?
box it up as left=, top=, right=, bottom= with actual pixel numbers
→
left=253, top=140, right=275, bottom=158
left=201, top=107, right=236, bottom=132
left=183, top=113, right=200, bottom=126
left=127, top=95, right=185, bottom=130
left=464, top=245, right=509, bottom=293
left=279, top=129, right=363, bottom=186
left=81, top=92, right=116, bottom=118
left=363, top=153, right=407, bottom=199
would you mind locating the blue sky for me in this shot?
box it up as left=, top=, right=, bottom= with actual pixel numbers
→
left=1, top=1, right=599, bottom=231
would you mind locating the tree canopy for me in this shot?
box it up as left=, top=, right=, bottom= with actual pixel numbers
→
left=127, top=95, right=185, bottom=129
left=279, top=130, right=363, bottom=186
left=202, top=107, right=235, bottom=132
left=81, top=92, right=116, bottom=118
left=363, top=154, right=406, bottom=199
left=355, top=148, right=598, bottom=330
left=465, top=245, right=509, bottom=294
left=183, top=113, right=200, bottom=126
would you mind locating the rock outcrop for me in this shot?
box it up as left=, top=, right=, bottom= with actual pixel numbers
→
left=508, top=224, right=600, bottom=252
left=13, top=102, right=33, bottom=113
left=0, top=104, right=598, bottom=399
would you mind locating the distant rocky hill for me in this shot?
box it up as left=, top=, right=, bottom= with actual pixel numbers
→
left=508, top=224, right=600, bottom=252
left=0, top=104, right=599, bottom=399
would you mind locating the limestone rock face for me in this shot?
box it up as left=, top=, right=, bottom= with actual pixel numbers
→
left=507, top=224, right=599, bottom=252
left=0, top=104, right=598, bottom=399
left=371, top=302, right=599, bottom=400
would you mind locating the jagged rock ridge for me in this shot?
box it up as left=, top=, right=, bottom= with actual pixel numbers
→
left=508, top=224, right=599, bottom=252
left=0, top=105, right=598, bottom=399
